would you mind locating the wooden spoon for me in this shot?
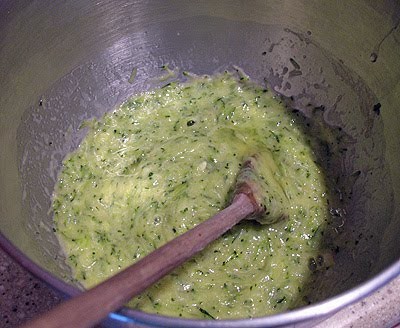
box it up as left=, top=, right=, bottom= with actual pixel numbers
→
left=23, top=155, right=284, bottom=328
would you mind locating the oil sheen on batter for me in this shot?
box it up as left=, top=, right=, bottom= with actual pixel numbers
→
left=53, top=71, right=331, bottom=319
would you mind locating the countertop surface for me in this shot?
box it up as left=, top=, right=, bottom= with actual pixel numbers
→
left=1, top=247, right=399, bottom=328
left=0, top=248, right=61, bottom=327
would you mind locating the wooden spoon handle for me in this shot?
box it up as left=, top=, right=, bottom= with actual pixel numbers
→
left=23, top=193, right=256, bottom=328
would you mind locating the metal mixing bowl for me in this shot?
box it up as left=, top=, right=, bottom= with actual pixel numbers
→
left=1, top=1, right=400, bottom=326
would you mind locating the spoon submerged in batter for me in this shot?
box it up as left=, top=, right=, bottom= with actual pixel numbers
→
left=23, top=154, right=288, bottom=328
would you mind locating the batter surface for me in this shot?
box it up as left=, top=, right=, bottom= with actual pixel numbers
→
left=53, top=71, right=331, bottom=319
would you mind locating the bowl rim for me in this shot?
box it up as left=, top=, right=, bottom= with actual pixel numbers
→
left=1, top=231, right=399, bottom=327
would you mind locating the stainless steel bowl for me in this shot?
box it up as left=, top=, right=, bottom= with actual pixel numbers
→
left=1, top=1, right=400, bottom=326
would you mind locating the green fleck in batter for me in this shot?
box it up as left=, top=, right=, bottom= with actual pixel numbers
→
left=53, top=71, right=332, bottom=319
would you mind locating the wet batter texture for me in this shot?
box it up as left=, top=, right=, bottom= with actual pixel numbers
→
left=53, top=71, right=332, bottom=319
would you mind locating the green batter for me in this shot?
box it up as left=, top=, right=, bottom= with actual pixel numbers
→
left=53, top=71, right=331, bottom=319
